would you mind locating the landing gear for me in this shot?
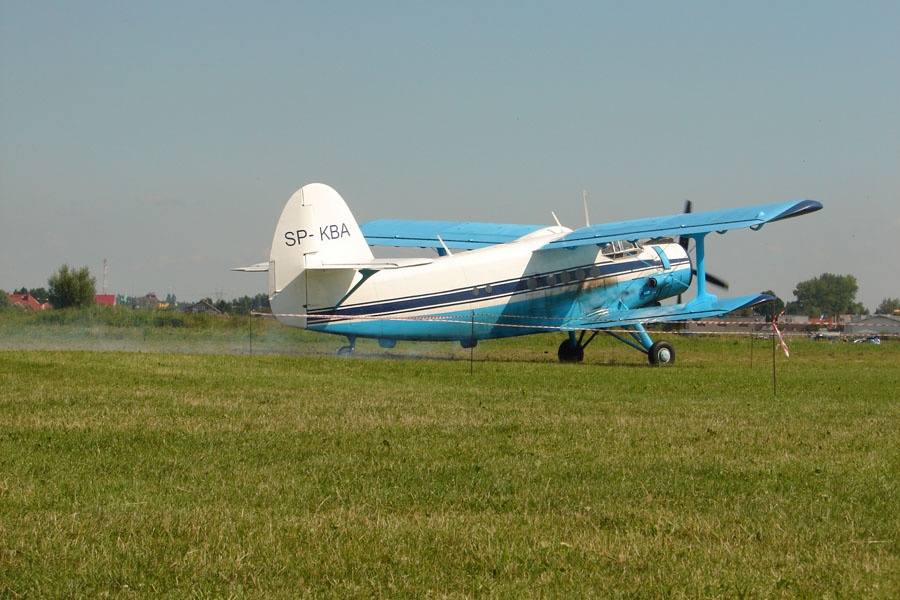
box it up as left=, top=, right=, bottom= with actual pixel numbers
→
left=557, top=339, right=584, bottom=363
left=337, top=336, right=356, bottom=357
left=648, top=340, right=675, bottom=366
left=560, top=325, right=676, bottom=366
left=557, top=331, right=599, bottom=363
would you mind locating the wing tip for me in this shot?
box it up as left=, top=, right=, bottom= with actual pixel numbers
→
left=771, top=199, right=823, bottom=222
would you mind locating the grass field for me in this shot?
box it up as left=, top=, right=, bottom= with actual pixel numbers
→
left=1, top=323, right=898, bottom=598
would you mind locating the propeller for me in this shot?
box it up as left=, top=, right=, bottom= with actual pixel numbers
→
left=677, top=200, right=729, bottom=303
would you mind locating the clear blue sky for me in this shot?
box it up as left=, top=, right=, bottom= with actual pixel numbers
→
left=2, top=1, right=898, bottom=310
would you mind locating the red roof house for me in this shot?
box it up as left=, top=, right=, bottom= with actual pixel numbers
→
left=95, top=294, right=116, bottom=306
left=8, top=293, right=51, bottom=310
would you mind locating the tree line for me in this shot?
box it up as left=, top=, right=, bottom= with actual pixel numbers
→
left=3, top=264, right=899, bottom=317
left=203, top=294, right=271, bottom=316
left=1, top=264, right=271, bottom=315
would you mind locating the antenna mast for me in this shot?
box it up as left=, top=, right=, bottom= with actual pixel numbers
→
left=583, top=190, right=590, bottom=227
left=102, top=258, right=108, bottom=294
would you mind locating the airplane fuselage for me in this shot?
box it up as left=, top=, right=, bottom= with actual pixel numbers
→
left=303, top=229, right=692, bottom=345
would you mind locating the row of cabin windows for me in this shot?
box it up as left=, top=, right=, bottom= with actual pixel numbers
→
left=471, top=265, right=608, bottom=296
left=468, top=240, right=644, bottom=297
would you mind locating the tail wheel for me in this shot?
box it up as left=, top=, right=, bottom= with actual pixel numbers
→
left=557, top=340, right=585, bottom=363
left=648, top=341, right=675, bottom=366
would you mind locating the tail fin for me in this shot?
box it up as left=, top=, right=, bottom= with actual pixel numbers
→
left=268, top=183, right=373, bottom=327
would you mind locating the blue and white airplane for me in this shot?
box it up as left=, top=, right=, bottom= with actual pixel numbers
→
left=237, top=183, right=821, bottom=365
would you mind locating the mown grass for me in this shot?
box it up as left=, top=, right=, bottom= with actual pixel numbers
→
left=1, top=330, right=898, bottom=598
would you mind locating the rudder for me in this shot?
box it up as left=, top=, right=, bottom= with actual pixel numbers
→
left=268, top=183, right=373, bottom=327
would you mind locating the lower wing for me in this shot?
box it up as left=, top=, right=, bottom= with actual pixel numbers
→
left=563, top=294, right=773, bottom=330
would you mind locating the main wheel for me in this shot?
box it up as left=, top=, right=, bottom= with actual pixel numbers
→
left=337, top=345, right=355, bottom=358
left=557, top=340, right=585, bottom=363
left=648, top=340, right=675, bottom=366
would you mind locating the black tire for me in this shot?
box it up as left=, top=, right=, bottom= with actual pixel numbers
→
left=557, top=340, right=585, bottom=363
left=648, top=340, right=675, bottom=366
left=337, top=345, right=355, bottom=358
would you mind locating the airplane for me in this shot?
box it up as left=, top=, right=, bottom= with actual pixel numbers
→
left=235, top=183, right=822, bottom=365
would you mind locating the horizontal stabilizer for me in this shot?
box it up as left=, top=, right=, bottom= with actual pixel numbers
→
left=542, top=200, right=822, bottom=250
left=566, top=294, right=774, bottom=330
left=233, top=258, right=433, bottom=273
left=231, top=262, right=269, bottom=272
left=318, top=257, right=433, bottom=270
left=361, top=219, right=546, bottom=249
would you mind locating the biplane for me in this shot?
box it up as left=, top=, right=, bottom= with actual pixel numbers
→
left=236, top=183, right=821, bottom=364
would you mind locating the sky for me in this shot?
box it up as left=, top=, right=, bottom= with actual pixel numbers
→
left=2, top=1, right=898, bottom=310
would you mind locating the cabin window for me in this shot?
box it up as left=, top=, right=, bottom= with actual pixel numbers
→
left=602, top=240, right=642, bottom=257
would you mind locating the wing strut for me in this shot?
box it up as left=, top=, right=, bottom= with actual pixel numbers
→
left=693, top=233, right=714, bottom=302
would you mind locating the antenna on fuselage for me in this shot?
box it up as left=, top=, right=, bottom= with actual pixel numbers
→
left=583, top=190, right=590, bottom=227
left=551, top=211, right=562, bottom=228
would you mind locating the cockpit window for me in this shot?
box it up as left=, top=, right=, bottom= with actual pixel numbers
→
left=601, top=240, right=643, bottom=257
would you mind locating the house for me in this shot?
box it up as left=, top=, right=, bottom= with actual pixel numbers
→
left=7, top=293, right=51, bottom=310
left=95, top=294, right=116, bottom=306
left=182, top=300, right=224, bottom=315
left=845, top=314, right=900, bottom=338
left=133, top=292, right=160, bottom=310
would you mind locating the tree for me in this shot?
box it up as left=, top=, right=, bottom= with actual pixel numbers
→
left=252, top=293, right=270, bottom=313
left=47, top=264, right=96, bottom=309
left=229, top=293, right=271, bottom=315
left=752, top=290, right=785, bottom=321
left=29, top=287, right=49, bottom=304
left=13, top=287, right=48, bottom=302
left=875, top=297, right=900, bottom=315
left=787, top=273, right=866, bottom=316
left=0, top=290, right=9, bottom=309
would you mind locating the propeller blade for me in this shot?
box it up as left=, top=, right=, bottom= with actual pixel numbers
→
left=690, top=269, right=729, bottom=290
left=678, top=200, right=693, bottom=251
left=678, top=200, right=693, bottom=302
left=704, top=271, right=729, bottom=290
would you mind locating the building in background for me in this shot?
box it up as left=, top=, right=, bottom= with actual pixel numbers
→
left=7, top=293, right=51, bottom=310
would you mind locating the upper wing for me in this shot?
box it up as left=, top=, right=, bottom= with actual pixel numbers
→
left=563, top=294, right=773, bottom=331
left=360, top=219, right=547, bottom=249
left=542, top=200, right=822, bottom=249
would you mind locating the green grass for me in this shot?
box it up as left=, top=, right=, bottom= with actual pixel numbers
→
left=1, top=331, right=898, bottom=598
